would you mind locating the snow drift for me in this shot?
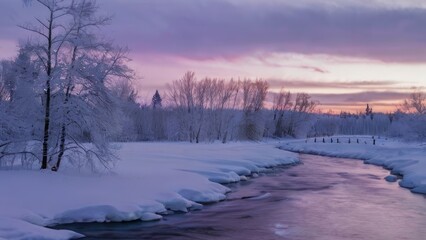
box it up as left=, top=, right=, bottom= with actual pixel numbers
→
left=0, top=141, right=298, bottom=239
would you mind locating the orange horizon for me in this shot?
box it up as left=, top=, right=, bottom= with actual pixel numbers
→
left=316, top=104, right=400, bottom=114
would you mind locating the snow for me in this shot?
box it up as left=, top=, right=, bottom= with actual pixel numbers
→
left=0, top=141, right=298, bottom=240
left=0, top=217, right=83, bottom=240
left=280, top=136, right=426, bottom=195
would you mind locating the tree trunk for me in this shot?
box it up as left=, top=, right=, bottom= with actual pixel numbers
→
left=222, top=130, right=228, bottom=144
left=274, top=114, right=284, bottom=137
left=54, top=43, right=78, bottom=171
left=53, top=123, right=66, bottom=171
left=41, top=11, right=54, bottom=170
left=196, top=126, right=201, bottom=143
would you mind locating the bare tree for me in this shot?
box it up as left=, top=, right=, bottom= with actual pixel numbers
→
left=402, top=88, right=426, bottom=114
left=166, top=71, right=197, bottom=142
left=193, top=78, right=210, bottom=143
left=293, top=93, right=317, bottom=113
left=240, top=79, right=269, bottom=140
left=272, top=89, right=292, bottom=137
left=282, top=92, right=317, bottom=137
left=214, top=79, right=240, bottom=143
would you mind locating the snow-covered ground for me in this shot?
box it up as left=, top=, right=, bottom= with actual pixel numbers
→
left=280, top=135, right=426, bottom=195
left=0, top=141, right=298, bottom=240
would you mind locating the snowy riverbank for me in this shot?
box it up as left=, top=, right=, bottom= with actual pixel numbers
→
left=280, top=136, right=426, bottom=195
left=0, top=141, right=298, bottom=240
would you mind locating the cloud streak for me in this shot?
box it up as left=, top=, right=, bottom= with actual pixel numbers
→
left=97, top=0, right=426, bottom=62
left=311, top=91, right=408, bottom=103
left=268, top=90, right=407, bottom=112
left=268, top=79, right=400, bottom=90
left=310, top=91, right=408, bottom=112
left=1, top=0, right=426, bottom=62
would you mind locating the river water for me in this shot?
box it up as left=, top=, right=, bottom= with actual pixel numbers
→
left=57, top=154, right=426, bottom=239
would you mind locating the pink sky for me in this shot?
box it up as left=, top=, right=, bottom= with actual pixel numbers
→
left=1, top=0, right=426, bottom=113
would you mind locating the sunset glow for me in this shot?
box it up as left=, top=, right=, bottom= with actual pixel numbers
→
left=1, top=0, right=425, bottom=113
left=1, top=1, right=426, bottom=238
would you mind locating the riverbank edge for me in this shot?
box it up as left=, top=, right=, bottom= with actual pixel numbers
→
left=51, top=156, right=303, bottom=239
left=279, top=144, right=426, bottom=195
left=0, top=141, right=303, bottom=240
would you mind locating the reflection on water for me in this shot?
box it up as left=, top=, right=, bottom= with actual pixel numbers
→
left=57, top=154, right=426, bottom=239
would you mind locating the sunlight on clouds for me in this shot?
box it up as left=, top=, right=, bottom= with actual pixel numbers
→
left=129, top=52, right=423, bottom=112
left=130, top=52, right=426, bottom=93
left=1, top=0, right=425, bottom=113
left=328, top=62, right=426, bottom=88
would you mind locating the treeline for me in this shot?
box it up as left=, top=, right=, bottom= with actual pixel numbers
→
left=117, top=75, right=426, bottom=143
left=115, top=71, right=318, bottom=143
left=1, top=0, right=425, bottom=171
left=309, top=97, right=426, bottom=140
left=1, top=0, right=320, bottom=171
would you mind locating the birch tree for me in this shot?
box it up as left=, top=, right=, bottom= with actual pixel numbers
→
left=21, top=0, right=71, bottom=169
left=19, top=0, right=134, bottom=171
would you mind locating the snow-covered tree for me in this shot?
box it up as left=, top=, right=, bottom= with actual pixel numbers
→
left=13, top=0, right=134, bottom=171
left=0, top=60, right=16, bottom=102
left=0, top=46, right=43, bottom=168
left=19, top=0, right=73, bottom=169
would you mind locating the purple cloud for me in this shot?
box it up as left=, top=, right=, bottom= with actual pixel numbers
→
left=1, top=0, right=426, bottom=62
left=303, top=91, right=407, bottom=112
left=267, top=79, right=401, bottom=90
left=267, top=90, right=408, bottom=112
left=311, top=91, right=409, bottom=103
left=98, top=0, right=426, bottom=62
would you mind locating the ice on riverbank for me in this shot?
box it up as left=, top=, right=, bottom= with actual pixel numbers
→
left=280, top=136, right=426, bottom=195
left=0, top=142, right=298, bottom=240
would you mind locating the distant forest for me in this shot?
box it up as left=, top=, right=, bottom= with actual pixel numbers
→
left=0, top=0, right=425, bottom=171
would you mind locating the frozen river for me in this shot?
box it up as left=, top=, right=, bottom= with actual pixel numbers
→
left=57, top=154, right=426, bottom=239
